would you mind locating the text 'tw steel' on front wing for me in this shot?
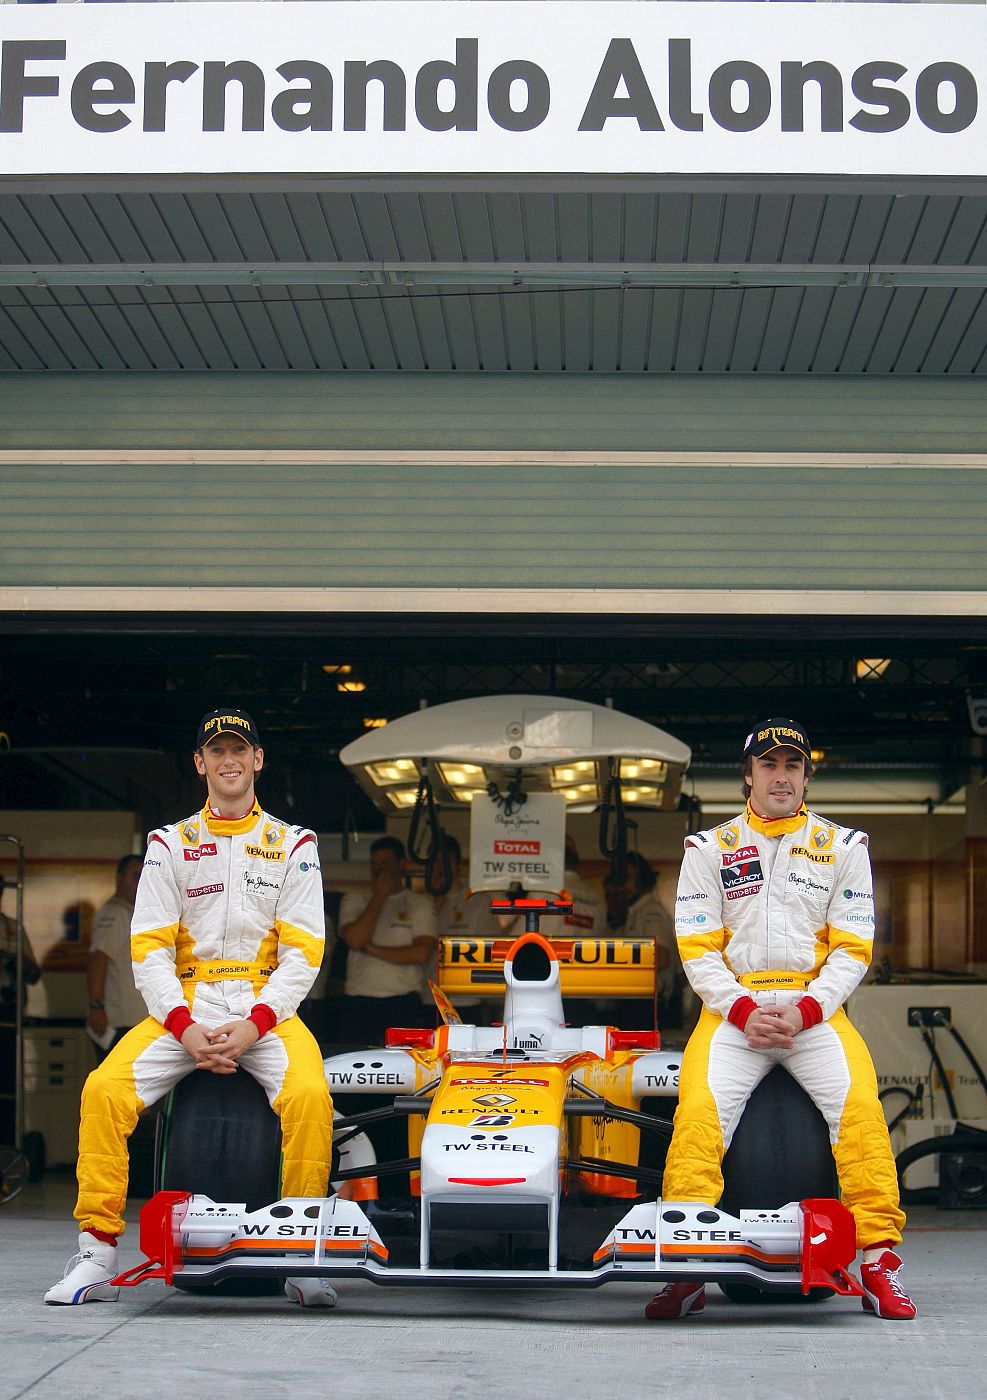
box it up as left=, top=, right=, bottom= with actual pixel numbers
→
left=113, top=1192, right=863, bottom=1296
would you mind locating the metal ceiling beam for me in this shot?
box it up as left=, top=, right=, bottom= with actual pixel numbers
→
left=2, top=173, right=987, bottom=198
left=3, top=262, right=987, bottom=290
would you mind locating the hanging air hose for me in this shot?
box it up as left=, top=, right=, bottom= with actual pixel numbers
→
left=340, top=791, right=357, bottom=862
left=947, top=1024, right=987, bottom=1098
left=599, top=758, right=628, bottom=886
left=893, top=1022, right=987, bottom=1204
left=896, top=1125, right=987, bottom=1205
left=921, top=1027, right=960, bottom=1120
left=406, top=769, right=452, bottom=896
left=879, top=1084, right=924, bottom=1133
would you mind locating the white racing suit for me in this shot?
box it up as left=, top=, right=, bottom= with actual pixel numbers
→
left=662, top=804, right=904, bottom=1247
left=75, top=802, right=332, bottom=1238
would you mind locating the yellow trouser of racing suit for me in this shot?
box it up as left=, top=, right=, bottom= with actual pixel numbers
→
left=75, top=1011, right=332, bottom=1237
left=662, top=980, right=904, bottom=1248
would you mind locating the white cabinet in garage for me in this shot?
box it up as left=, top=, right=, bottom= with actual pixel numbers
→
left=23, top=1025, right=94, bottom=1167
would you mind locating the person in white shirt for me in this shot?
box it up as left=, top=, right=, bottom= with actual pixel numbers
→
left=338, top=835, right=437, bottom=1044
left=618, top=852, right=688, bottom=1026
left=430, top=834, right=502, bottom=1018
left=494, top=837, right=606, bottom=942
left=86, top=855, right=145, bottom=1060
left=561, top=838, right=607, bottom=934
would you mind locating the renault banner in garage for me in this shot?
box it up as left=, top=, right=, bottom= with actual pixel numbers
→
left=0, top=1, right=984, bottom=178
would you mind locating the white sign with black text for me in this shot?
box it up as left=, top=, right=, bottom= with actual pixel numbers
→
left=0, top=2, right=984, bottom=177
left=469, top=791, right=565, bottom=895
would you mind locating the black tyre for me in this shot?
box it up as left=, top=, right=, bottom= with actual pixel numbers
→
left=156, top=1069, right=282, bottom=1296
left=718, top=1065, right=837, bottom=1305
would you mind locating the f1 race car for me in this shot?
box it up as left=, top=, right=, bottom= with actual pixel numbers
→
left=117, top=905, right=862, bottom=1305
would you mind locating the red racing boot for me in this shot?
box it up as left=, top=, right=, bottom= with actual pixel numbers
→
left=644, top=1282, right=706, bottom=1319
left=860, top=1251, right=917, bottom=1320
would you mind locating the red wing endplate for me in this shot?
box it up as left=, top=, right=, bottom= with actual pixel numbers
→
left=112, top=1190, right=191, bottom=1288
left=800, top=1198, right=865, bottom=1296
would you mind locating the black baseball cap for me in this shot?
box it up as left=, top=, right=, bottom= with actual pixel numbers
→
left=742, top=717, right=811, bottom=762
left=196, top=708, right=261, bottom=749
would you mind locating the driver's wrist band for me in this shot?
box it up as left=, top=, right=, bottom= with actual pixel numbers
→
left=728, top=996, right=757, bottom=1030
left=797, top=996, right=823, bottom=1029
left=249, top=1004, right=277, bottom=1038
left=164, top=1005, right=195, bottom=1042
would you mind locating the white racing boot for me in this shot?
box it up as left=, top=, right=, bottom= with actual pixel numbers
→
left=284, top=1277, right=338, bottom=1308
left=44, top=1233, right=120, bottom=1305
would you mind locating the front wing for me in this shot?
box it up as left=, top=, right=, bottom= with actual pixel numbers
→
left=114, top=1191, right=863, bottom=1297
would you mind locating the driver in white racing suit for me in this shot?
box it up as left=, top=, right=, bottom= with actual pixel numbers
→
left=45, top=708, right=334, bottom=1308
left=646, top=718, right=915, bottom=1322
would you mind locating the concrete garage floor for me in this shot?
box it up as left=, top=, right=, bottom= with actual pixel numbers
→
left=1, top=1179, right=984, bottom=1400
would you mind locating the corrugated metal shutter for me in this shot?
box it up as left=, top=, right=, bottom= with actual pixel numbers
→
left=1, top=372, right=986, bottom=594
left=2, top=371, right=987, bottom=452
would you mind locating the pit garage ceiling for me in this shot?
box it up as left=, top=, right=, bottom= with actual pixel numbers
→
left=1, top=178, right=987, bottom=372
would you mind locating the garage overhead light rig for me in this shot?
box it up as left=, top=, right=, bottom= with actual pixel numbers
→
left=340, top=695, right=691, bottom=814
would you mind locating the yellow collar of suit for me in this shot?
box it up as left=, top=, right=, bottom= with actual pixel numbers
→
left=745, top=802, right=807, bottom=838
left=203, top=800, right=261, bottom=837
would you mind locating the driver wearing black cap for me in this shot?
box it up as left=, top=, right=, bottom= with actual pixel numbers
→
left=644, top=718, right=915, bottom=1322
left=45, top=707, right=335, bottom=1309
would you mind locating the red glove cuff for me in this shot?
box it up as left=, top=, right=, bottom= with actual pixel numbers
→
left=249, top=1004, right=278, bottom=1038
left=728, top=995, right=758, bottom=1031
left=797, top=996, right=824, bottom=1029
left=164, top=1005, right=194, bottom=1043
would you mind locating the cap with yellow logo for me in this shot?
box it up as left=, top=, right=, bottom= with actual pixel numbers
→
left=196, top=708, right=261, bottom=749
left=742, top=717, right=811, bottom=762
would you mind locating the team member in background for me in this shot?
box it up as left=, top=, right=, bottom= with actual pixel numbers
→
left=561, top=838, right=607, bottom=934
left=45, top=707, right=334, bottom=1309
left=618, top=853, right=685, bottom=1026
left=646, top=718, right=915, bottom=1322
left=86, top=855, right=145, bottom=1059
left=494, top=836, right=606, bottom=944
left=429, top=833, right=502, bottom=1019
left=338, top=834, right=437, bottom=1044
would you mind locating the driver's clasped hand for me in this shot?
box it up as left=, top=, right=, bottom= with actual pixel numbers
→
left=180, top=1018, right=260, bottom=1072
left=744, top=1005, right=802, bottom=1050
